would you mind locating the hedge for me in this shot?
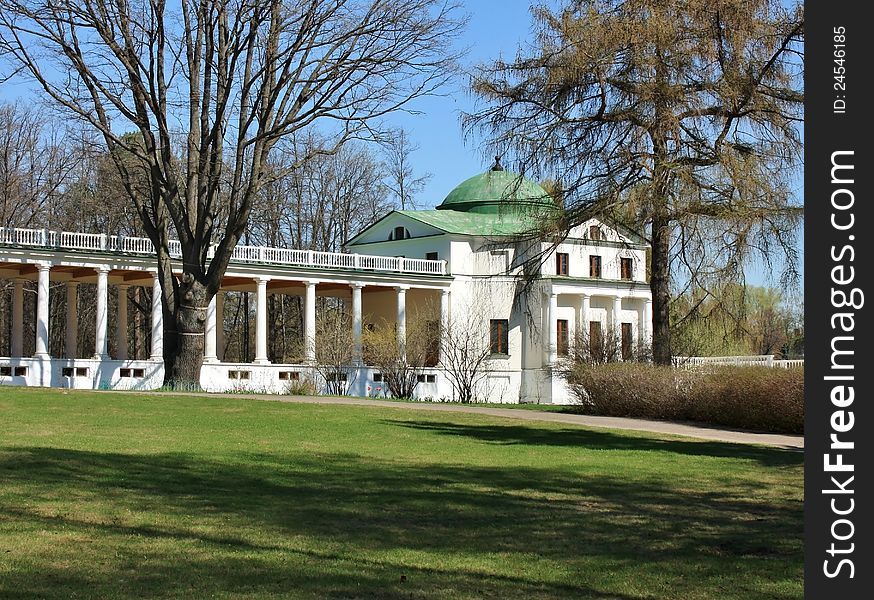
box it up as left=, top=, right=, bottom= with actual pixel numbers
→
left=564, top=362, right=803, bottom=434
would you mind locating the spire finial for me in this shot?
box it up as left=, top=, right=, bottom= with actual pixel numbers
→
left=490, top=155, right=504, bottom=171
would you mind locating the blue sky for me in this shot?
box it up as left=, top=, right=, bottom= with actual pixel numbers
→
left=380, top=1, right=539, bottom=208
left=380, top=1, right=804, bottom=289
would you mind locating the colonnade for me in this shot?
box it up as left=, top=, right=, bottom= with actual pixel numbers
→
left=6, top=262, right=451, bottom=366
left=6, top=263, right=163, bottom=361
left=544, top=290, right=652, bottom=365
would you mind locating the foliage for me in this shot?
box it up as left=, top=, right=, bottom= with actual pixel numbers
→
left=566, top=362, right=803, bottom=434
left=0, top=388, right=803, bottom=599
left=466, top=0, right=804, bottom=364
left=362, top=308, right=437, bottom=399
left=671, top=284, right=804, bottom=358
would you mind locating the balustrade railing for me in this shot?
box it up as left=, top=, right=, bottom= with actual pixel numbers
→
left=673, top=355, right=804, bottom=368
left=0, top=226, right=447, bottom=275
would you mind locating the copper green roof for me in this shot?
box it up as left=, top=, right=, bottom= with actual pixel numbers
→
left=395, top=209, right=537, bottom=236
left=436, top=169, right=555, bottom=214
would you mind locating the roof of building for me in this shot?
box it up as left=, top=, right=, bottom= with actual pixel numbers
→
left=345, top=162, right=649, bottom=245
left=435, top=159, right=555, bottom=215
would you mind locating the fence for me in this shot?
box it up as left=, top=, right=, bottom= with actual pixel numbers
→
left=673, top=355, right=804, bottom=368
left=0, top=226, right=447, bottom=276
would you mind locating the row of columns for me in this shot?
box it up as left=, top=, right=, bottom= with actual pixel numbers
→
left=200, top=279, right=451, bottom=365
left=545, top=291, right=653, bottom=364
left=10, top=264, right=450, bottom=366
left=7, top=264, right=163, bottom=361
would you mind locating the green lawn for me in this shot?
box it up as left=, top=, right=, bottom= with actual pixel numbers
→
left=0, top=388, right=802, bottom=599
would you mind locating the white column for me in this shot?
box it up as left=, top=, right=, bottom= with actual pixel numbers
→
left=65, top=282, right=78, bottom=358
left=204, top=293, right=218, bottom=363
left=439, top=288, right=450, bottom=365
left=11, top=278, right=24, bottom=357
left=34, top=263, right=51, bottom=358
left=150, top=271, right=164, bottom=360
left=254, top=276, right=270, bottom=364
left=547, top=291, right=558, bottom=365
left=116, top=283, right=129, bottom=360
left=351, top=283, right=363, bottom=363
left=396, top=285, right=408, bottom=360
left=643, top=298, right=653, bottom=348
left=579, top=293, right=590, bottom=337
left=612, top=295, right=623, bottom=347
left=304, top=281, right=317, bottom=363
left=215, top=291, right=225, bottom=361
left=94, top=266, right=110, bottom=359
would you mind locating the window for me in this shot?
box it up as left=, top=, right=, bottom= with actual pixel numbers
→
left=62, top=367, right=74, bottom=377
left=589, top=255, right=602, bottom=278
left=0, top=366, right=11, bottom=376
left=589, top=225, right=602, bottom=240
left=373, top=372, right=383, bottom=382
left=557, top=319, right=569, bottom=356
left=556, top=252, right=569, bottom=276
left=76, top=367, right=89, bottom=377
left=119, top=368, right=132, bottom=378
left=133, top=368, right=145, bottom=378
left=228, top=370, right=251, bottom=380
left=620, top=257, right=634, bottom=280
left=14, top=366, right=27, bottom=376
left=425, top=251, right=438, bottom=261
left=278, top=371, right=300, bottom=381
left=621, top=323, right=633, bottom=360
left=489, top=319, right=509, bottom=355
left=589, top=321, right=603, bottom=356
left=389, top=226, right=410, bottom=241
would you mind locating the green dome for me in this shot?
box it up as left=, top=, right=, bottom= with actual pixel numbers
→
left=436, top=166, right=555, bottom=215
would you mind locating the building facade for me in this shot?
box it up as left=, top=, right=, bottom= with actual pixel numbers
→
left=0, top=165, right=651, bottom=403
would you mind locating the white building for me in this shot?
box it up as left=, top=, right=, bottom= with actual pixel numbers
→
left=0, top=164, right=651, bottom=403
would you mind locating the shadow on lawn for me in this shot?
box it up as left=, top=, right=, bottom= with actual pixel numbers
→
left=0, top=441, right=802, bottom=600
left=383, top=418, right=803, bottom=465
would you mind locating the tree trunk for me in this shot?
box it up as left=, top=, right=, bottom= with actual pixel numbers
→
left=172, top=275, right=209, bottom=385
left=650, top=213, right=672, bottom=364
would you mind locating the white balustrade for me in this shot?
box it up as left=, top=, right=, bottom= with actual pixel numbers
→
left=0, top=226, right=447, bottom=275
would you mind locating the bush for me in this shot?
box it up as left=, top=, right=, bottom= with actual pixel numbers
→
left=565, top=363, right=803, bottom=434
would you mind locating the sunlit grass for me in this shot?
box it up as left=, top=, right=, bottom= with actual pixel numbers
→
left=0, top=388, right=802, bottom=599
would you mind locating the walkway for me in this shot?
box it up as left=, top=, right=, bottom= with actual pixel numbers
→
left=185, top=392, right=804, bottom=450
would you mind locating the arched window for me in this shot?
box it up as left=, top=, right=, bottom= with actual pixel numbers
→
left=589, top=225, right=602, bottom=240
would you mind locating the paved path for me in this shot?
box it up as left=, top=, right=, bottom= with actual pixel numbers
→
left=174, top=392, right=803, bottom=450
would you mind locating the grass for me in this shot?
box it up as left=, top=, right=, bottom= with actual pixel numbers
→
left=0, top=388, right=802, bottom=599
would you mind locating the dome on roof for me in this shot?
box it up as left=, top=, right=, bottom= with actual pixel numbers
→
left=436, top=166, right=555, bottom=215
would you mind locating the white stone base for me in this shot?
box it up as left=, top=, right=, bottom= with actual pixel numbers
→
left=1, top=357, right=571, bottom=404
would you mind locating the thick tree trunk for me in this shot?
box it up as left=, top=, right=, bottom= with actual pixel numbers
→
left=167, top=275, right=209, bottom=385
left=650, top=213, right=672, bottom=365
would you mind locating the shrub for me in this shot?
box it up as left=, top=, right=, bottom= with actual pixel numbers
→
left=565, top=363, right=803, bottom=434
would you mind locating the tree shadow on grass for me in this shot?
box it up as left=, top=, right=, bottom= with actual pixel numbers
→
left=382, top=418, right=803, bottom=466
left=0, top=445, right=801, bottom=599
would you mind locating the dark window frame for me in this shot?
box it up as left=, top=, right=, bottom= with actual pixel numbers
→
left=621, top=322, right=633, bottom=360
left=589, top=255, right=602, bottom=278
left=557, top=319, right=569, bottom=356
left=620, top=257, right=634, bottom=280
left=489, top=319, right=510, bottom=355
left=556, top=252, right=569, bottom=276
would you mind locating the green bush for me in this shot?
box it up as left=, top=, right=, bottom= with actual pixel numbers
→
left=565, top=363, right=803, bottom=434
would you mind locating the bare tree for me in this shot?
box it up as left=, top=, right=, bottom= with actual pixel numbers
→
left=382, top=127, right=431, bottom=210
left=439, top=289, right=498, bottom=403
left=362, top=306, right=437, bottom=399
left=0, top=102, right=79, bottom=228
left=0, top=0, right=462, bottom=383
left=465, top=0, right=803, bottom=364
left=311, top=299, right=356, bottom=396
